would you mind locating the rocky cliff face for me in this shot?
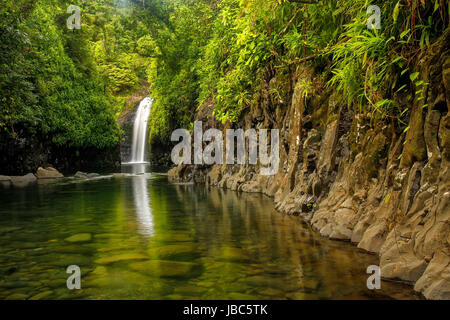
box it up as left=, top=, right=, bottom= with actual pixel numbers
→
left=169, top=30, right=450, bottom=299
left=119, top=104, right=139, bottom=163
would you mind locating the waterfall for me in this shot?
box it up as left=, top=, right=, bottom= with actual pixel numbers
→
left=129, top=97, right=153, bottom=163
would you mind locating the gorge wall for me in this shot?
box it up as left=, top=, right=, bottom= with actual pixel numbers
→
left=169, top=29, right=450, bottom=299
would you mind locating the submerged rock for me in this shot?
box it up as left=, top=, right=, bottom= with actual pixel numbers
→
left=218, top=247, right=249, bottom=262
left=85, top=269, right=151, bottom=289
left=228, top=292, right=257, bottom=300
left=154, top=233, right=194, bottom=243
left=50, top=254, right=92, bottom=267
left=64, top=233, right=92, bottom=243
left=259, top=288, right=285, bottom=298
left=95, top=253, right=148, bottom=265
left=5, top=293, right=29, bottom=300
left=130, top=260, right=201, bottom=278
left=29, top=290, right=53, bottom=300
left=174, top=285, right=206, bottom=296
left=147, top=244, right=198, bottom=260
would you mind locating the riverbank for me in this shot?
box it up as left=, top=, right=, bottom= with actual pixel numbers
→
left=168, top=30, right=450, bottom=300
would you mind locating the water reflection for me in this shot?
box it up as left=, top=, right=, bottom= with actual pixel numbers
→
left=132, top=176, right=154, bottom=237
left=123, top=163, right=154, bottom=237
left=122, top=163, right=149, bottom=174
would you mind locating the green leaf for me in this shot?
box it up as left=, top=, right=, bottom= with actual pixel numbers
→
left=393, top=1, right=401, bottom=23
left=434, top=0, right=439, bottom=13
left=400, top=29, right=410, bottom=39
left=396, top=84, right=407, bottom=93
left=410, top=72, right=420, bottom=82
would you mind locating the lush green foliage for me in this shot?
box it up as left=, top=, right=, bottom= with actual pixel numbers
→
left=1, top=0, right=448, bottom=150
left=0, top=0, right=153, bottom=148
left=142, top=0, right=447, bottom=147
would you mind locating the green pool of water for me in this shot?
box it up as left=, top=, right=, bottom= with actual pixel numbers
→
left=0, top=167, right=418, bottom=300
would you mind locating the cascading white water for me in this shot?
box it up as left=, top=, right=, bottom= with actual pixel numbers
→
left=129, top=97, right=153, bottom=163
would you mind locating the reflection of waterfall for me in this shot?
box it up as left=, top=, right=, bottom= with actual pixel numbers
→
left=132, top=174, right=154, bottom=237
left=129, top=97, right=153, bottom=163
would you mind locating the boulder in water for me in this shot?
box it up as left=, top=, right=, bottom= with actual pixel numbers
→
left=74, top=171, right=89, bottom=179
left=36, top=167, right=64, bottom=179
left=75, top=172, right=100, bottom=179
left=10, top=173, right=37, bottom=187
left=0, top=175, right=11, bottom=188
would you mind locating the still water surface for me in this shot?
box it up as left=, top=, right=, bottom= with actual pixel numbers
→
left=0, top=165, right=418, bottom=299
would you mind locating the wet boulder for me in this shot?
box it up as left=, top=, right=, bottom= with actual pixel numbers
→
left=0, top=175, right=11, bottom=188
left=36, top=167, right=64, bottom=179
left=10, top=173, right=37, bottom=187
left=74, top=171, right=89, bottom=179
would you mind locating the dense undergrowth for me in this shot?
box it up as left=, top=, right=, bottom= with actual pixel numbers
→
left=0, top=0, right=154, bottom=148
left=146, top=0, right=448, bottom=151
